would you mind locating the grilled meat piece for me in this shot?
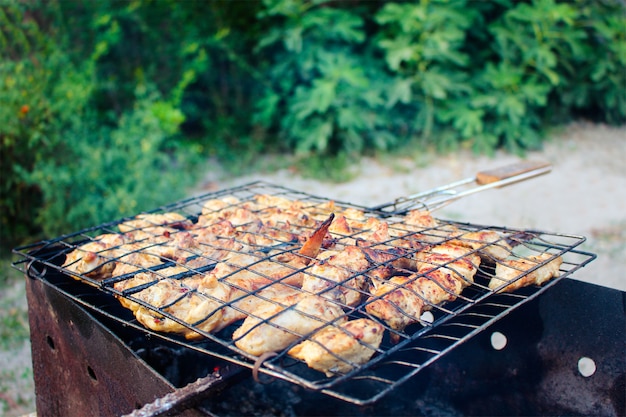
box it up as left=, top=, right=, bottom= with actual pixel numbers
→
left=118, top=212, right=192, bottom=234
left=63, top=234, right=127, bottom=280
left=366, top=242, right=480, bottom=336
left=489, top=253, right=562, bottom=292
left=288, top=318, right=384, bottom=377
left=233, top=295, right=346, bottom=356
left=366, top=276, right=425, bottom=335
left=416, top=244, right=481, bottom=287
left=301, top=246, right=370, bottom=306
left=114, top=267, right=234, bottom=339
left=452, top=230, right=512, bottom=260
left=208, top=251, right=308, bottom=289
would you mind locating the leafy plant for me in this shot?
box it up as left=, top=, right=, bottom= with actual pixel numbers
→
left=1, top=2, right=90, bottom=249
left=2, top=0, right=624, bottom=249
left=375, top=0, right=478, bottom=145
left=557, top=0, right=626, bottom=123
left=24, top=87, right=202, bottom=237
left=481, top=0, right=588, bottom=151
left=254, top=0, right=394, bottom=156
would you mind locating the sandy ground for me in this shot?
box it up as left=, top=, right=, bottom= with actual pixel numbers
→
left=201, top=122, right=626, bottom=291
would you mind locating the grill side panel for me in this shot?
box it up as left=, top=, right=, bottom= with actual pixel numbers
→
left=25, top=276, right=205, bottom=417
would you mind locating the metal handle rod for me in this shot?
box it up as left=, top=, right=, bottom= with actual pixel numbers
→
left=372, top=161, right=552, bottom=214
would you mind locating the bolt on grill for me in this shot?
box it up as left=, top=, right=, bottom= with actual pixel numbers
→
left=13, top=180, right=596, bottom=405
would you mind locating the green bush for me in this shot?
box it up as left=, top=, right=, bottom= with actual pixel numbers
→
left=1, top=2, right=89, bottom=248
left=1, top=1, right=202, bottom=249
left=24, top=87, right=201, bottom=238
left=1, top=0, right=624, bottom=249
left=253, top=0, right=624, bottom=157
left=254, top=0, right=394, bottom=156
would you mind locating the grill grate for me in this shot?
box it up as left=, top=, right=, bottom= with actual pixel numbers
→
left=13, top=181, right=596, bottom=405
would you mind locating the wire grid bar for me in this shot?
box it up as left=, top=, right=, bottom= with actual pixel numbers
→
left=12, top=181, right=596, bottom=405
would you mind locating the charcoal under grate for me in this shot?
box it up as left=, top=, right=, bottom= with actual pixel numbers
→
left=13, top=181, right=596, bottom=405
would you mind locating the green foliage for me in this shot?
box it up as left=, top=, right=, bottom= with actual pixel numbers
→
left=1, top=1, right=202, bottom=249
left=1, top=2, right=89, bottom=248
left=557, top=0, right=626, bottom=123
left=482, top=0, right=586, bottom=151
left=254, top=0, right=395, bottom=156
left=24, top=88, right=202, bottom=237
left=375, top=0, right=478, bottom=149
left=1, top=0, right=624, bottom=248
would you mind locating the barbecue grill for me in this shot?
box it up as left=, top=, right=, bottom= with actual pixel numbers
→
left=12, top=175, right=624, bottom=416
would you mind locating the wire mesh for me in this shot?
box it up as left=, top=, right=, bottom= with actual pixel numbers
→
left=13, top=181, right=596, bottom=405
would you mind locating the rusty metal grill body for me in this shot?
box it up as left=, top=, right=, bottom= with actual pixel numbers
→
left=13, top=181, right=598, bottom=407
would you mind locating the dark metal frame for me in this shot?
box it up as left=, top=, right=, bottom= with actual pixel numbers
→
left=13, top=181, right=598, bottom=406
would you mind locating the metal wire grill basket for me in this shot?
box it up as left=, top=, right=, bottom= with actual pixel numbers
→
left=13, top=181, right=596, bottom=405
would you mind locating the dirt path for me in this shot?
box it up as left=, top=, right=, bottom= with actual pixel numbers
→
left=201, top=122, right=626, bottom=291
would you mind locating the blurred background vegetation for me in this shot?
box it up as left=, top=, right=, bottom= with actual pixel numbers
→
left=2, top=0, right=625, bottom=251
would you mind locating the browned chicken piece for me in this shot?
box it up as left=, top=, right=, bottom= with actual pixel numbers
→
left=452, top=230, right=512, bottom=260
left=114, top=265, right=187, bottom=309
left=114, top=266, right=234, bottom=339
left=288, top=318, right=384, bottom=377
left=110, top=251, right=163, bottom=278
left=199, top=206, right=262, bottom=230
left=108, top=232, right=199, bottom=278
left=256, top=208, right=316, bottom=230
left=138, top=231, right=202, bottom=263
left=416, top=243, right=481, bottom=287
left=413, top=268, right=464, bottom=306
left=301, top=246, right=370, bottom=306
left=489, top=253, right=563, bottom=292
left=340, top=207, right=368, bottom=225
left=208, top=251, right=309, bottom=289
left=404, top=210, right=438, bottom=228
left=244, top=223, right=300, bottom=249
left=294, top=200, right=366, bottom=224
left=332, top=217, right=393, bottom=249
left=201, top=196, right=241, bottom=215
left=118, top=213, right=192, bottom=235
left=414, top=246, right=480, bottom=307
left=366, top=243, right=480, bottom=336
left=226, top=208, right=262, bottom=228
left=359, top=218, right=392, bottom=245
left=254, top=194, right=306, bottom=211
left=359, top=246, right=418, bottom=277
left=63, top=233, right=127, bottom=280
left=254, top=194, right=320, bottom=227
left=365, top=276, right=425, bottom=334
left=327, top=215, right=381, bottom=250
left=328, top=214, right=352, bottom=236
left=200, top=198, right=268, bottom=228
left=217, top=284, right=305, bottom=329
left=233, top=295, right=347, bottom=356
left=191, top=219, right=237, bottom=243
left=388, top=210, right=460, bottom=247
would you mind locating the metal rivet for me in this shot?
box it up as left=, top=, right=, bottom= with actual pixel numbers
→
left=578, top=357, right=596, bottom=377
left=490, top=331, right=507, bottom=350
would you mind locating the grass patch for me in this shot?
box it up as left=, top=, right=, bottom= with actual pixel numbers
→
left=0, top=257, right=30, bottom=350
left=0, top=256, right=34, bottom=416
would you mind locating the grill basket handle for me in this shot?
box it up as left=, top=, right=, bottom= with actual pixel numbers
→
left=372, top=160, right=552, bottom=214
